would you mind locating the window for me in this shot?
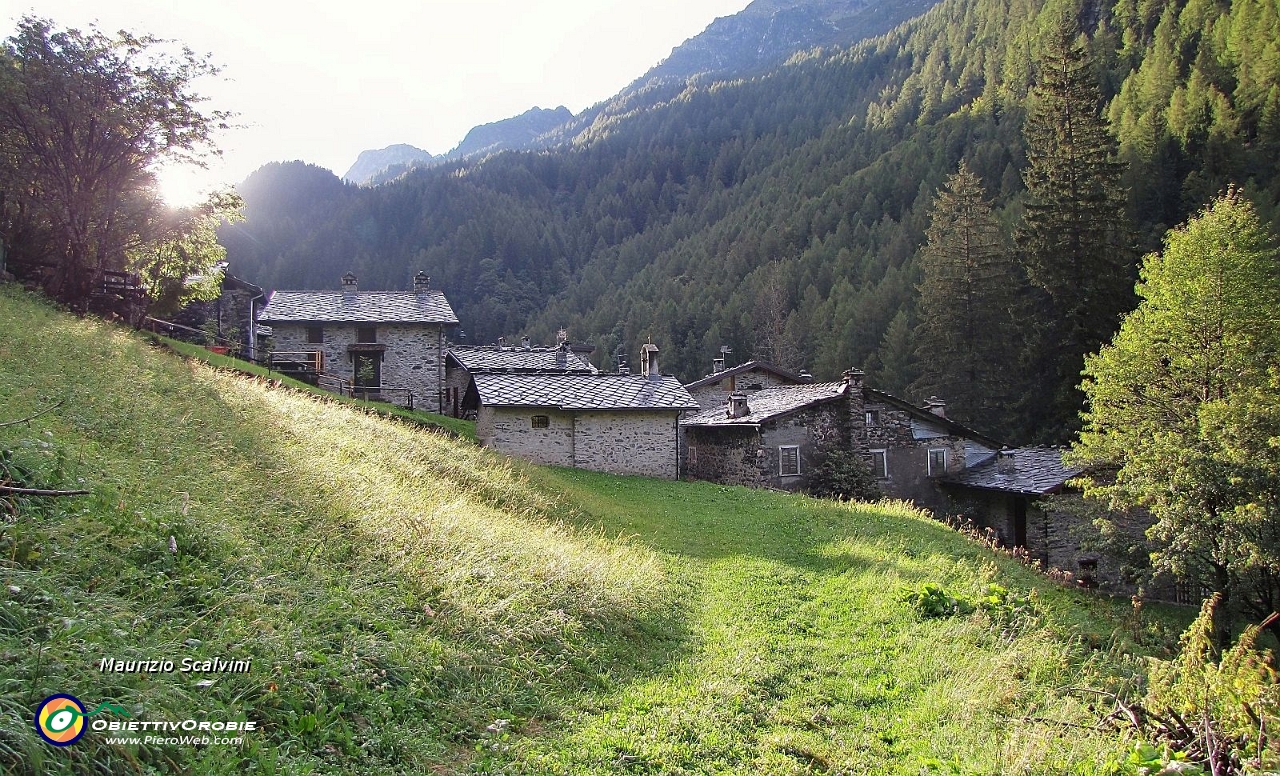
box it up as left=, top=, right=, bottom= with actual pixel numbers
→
left=865, top=409, right=880, bottom=426
left=531, top=415, right=550, bottom=429
left=306, top=325, right=324, bottom=344
left=870, top=449, right=888, bottom=478
left=779, top=445, right=800, bottom=477
left=356, top=326, right=377, bottom=343
left=928, top=448, right=948, bottom=476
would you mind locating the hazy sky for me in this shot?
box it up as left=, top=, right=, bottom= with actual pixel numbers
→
left=1, top=0, right=752, bottom=204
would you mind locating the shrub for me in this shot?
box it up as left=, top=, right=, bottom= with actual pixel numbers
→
left=807, top=449, right=881, bottom=501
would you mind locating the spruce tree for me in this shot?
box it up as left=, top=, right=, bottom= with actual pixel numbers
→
left=1017, top=17, right=1135, bottom=441
left=913, top=162, right=1019, bottom=436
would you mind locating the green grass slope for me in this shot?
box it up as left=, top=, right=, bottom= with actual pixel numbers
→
left=0, top=287, right=1180, bottom=774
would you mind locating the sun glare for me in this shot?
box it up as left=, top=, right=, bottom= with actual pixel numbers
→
left=155, top=164, right=219, bottom=209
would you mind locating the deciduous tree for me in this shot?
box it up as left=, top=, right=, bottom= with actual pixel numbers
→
left=0, top=16, right=232, bottom=307
left=1070, top=189, right=1280, bottom=644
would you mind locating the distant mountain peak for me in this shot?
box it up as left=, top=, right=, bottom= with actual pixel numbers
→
left=343, top=144, right=436, bottom=186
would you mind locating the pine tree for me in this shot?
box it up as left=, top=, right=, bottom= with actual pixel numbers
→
left=1017, top=17, right=1135, bottom=441
left=912, top=162, right=1020, bottom=436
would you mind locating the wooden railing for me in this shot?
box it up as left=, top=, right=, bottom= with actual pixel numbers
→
left=316, top=374, right=415, bottom=409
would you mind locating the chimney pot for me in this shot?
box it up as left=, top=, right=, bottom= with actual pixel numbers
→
left=641, top=342, right=661, bottom=381
left=798, top=370, right=814, bottom=383
left=996, top=447, right=1016, bottom=474
left=413, top=271, right=430, bottom=293
left=842, top=367, right=865, bottom=388
left=341, top=272, right=357, bottom=294
left=926, top=396, right=947, bottom=418
left=727, top=391, right=750, bottom=418
left=521, top=335, right=531, bottom=350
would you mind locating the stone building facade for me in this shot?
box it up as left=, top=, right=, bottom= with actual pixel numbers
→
left=469, top=346, right=697, bottom=479
left=681, top=370, right=999, bottom=511
left=257, top=272, right=457, bottom=411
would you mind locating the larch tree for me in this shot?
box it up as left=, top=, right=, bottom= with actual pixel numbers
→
left=913, top=161, right=1019, bottom=436
left=1017, top=16, right=1135, bottom=442
left=1069, top=189, right=1280, bottom=644
left=0, top=16, right=234, bottom=308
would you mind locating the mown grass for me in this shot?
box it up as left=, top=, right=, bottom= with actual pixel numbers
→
left=0, top=287, right=1186, bottom=774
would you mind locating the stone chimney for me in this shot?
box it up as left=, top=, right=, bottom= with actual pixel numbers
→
left=841, top=367, right=865, bottom=389
left=640, top=343, right=661, bottom=381
left=521, top=335, right=531, bottom=350
left=413, top=271, right=430, bottom=294
left=556, top=328, right=568, bottom=345
left=727, top=391, right=750, bottom=419
left=798, top=370, right=814, bottom=383
left=712, top=356, right=725, bottom=374
left=556, top=340, right=569, bottom=369
left=341, top=272, right=358, bottom=294
left=925, top=396, right=947, bottom=418
left=996, top=447, right=1016, bottom=475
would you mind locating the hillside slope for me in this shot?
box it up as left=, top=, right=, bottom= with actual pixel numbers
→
left=0, top=289, right=1180, bottom=773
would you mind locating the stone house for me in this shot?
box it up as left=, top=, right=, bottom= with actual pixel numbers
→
left=444, top=337, right=596, bottom=418
left=171, top=272, right=266, bottom=360
left=257, top=272, right=458, bottom=411
left=941, top=449, right=1160, bottom=594
left=684, top=359, right=811, bottom=410
left=468, top=344, right=697, bottom=479
left=681, top=369, right=1001, bottom=511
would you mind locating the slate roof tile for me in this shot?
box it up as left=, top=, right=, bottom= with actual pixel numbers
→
left=943, top=447, right=1083, bottom=495
left=449, top=346, right=597, bottom=373
left=684, top=360, right=808, bottom=390
left=473, top=373, right=697, bottom=411
left=258, top=290, right=458, bottom=324
left=680, top=382, right=848, bottom=426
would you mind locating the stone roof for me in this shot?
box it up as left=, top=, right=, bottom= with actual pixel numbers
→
left=943, top=447, right=1083, bottom=495
left=680, top=382, right=848, bottom=426
left=258, top=290, right=458, bottom=325
left=472, top=373, right=697, bottom=411
left=684, top=360, right=808, bottom=390
left=448, top=346, right=597, bottom=373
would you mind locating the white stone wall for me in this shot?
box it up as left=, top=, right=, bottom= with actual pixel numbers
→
left=270, top=323, right=446, bottom=411
left=476, top=407, right=680, bottom=478
left=477, top=407, right=575, bottom=467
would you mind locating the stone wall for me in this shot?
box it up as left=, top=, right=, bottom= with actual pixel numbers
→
left=684, top=398, right=851, bottom=490
left=574, top=411, right=680, bottom=479
left=862, top=399, right=963, bottom=511
left=477, top=407, right=681, bottom=478
left=477, top=407, right=574, bottom=467
left=271, top=323, right=446, bottom=411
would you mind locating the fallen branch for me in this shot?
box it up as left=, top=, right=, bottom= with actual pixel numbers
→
left=0, top=400, right=65, bottom=428
left=0, top=485, right=89, bottom=497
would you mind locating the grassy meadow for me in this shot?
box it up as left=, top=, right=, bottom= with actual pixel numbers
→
left=0, top=287, right=1186, bottom=774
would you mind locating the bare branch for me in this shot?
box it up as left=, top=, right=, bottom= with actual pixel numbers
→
left=0, top=399, right=65, bottom=428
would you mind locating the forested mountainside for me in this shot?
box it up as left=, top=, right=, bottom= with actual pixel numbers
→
left=221, top=0, right=1280, bottom=442
left=632, top=0, right=940, bottom=87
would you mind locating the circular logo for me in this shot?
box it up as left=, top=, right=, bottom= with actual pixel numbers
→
left=35, top=694, right=87, bottom=746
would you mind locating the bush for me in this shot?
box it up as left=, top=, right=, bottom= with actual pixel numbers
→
left=807, top=449, right=881, bottom=501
